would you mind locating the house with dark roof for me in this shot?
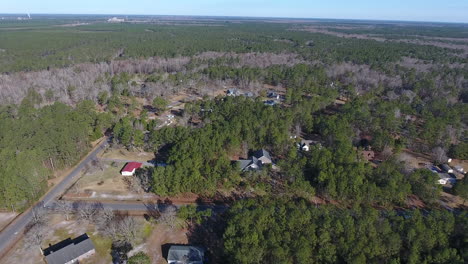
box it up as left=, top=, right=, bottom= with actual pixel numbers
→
left=42, top=233, right=95, bottom=264
left=167, top=245, right=205, bottom=264
left=238, top=149, right=272, bottom=172
left=268, top=91, right=280, bottom=100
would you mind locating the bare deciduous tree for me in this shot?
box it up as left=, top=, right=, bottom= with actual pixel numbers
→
left=74, top=201, right=99, bottom=221
left=24, top=222, right=46, bottom=249
left=158, top=205, right=177, bottom=229
left=432, top=147, right=448, bottom=164
left=94, top=207, right=115, bottom=231
left=104, top=216, right=141, bottom=245
left=31, top=203, right=47, bottom=225
left=55, top=201, right=73, bottom=221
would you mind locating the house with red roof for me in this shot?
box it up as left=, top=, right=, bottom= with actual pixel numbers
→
left=121, top=162, right=142, bottom=176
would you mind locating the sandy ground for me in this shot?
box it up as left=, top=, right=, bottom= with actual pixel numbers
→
left=0, top=212, right=18, bottom=232
left=398, top=149, right=432, bottom=170
left=145, top=225, right=188, bottom=264
left=440, top=191, right=467, bottom=209
left=449, top=159, right=468, bottom=177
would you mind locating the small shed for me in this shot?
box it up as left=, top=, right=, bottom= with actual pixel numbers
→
left=121, top=162, right=143, bottom=176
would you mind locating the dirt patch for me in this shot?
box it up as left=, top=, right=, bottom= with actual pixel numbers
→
left=440, top=191, right=467, bottom=209
left=145, top=224, right=188, bottom=264
left=398, top=149, right=432, bottom=170
left=449, top=159, right=468, bottom=175
left=0, top=212, right=18, bottom=232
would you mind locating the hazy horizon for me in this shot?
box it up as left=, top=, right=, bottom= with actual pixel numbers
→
left=2, top=0, right=468, bottom=24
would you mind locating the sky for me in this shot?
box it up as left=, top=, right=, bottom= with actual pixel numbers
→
left=2, top=0, right=468, bottom=23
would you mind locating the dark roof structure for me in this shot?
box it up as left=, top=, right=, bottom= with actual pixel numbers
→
left=238, top=156, right=259, bottom=171
left=167, top=245, right=205, bottom=264
left=253, top=149, right=271, bottom=161
left=43, top=234, right=95, bottom=264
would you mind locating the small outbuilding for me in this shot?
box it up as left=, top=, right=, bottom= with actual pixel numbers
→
left=42, top=233, right=95, bottom=264
left=121, top=162, right=143, bottom=176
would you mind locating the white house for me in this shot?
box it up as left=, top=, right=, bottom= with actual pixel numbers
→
left=121, top=162, right=143, bottom=176
left=437, top=173, right=456, bottom=185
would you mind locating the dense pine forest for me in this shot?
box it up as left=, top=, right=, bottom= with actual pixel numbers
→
left=0, top=16, right=467, bottom=263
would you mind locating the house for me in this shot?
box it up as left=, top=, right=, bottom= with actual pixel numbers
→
left=297, top=139, right=315, bottom=152
left=440, top=164, right=454, bottom=174
left=253, top=149, right=272, bottom=164
left=437, top=173, right=456, bottom=185
left=238, top=149, right=272, bottom=172
left=227, top=89, right=240, bottom=96
left=167, top=245, right=205, bottom=264
left=121, top=162, right=143, bottom=176
left=268, top=91, right=280, bottom=100
left=42, top=234, right=95, bottom=264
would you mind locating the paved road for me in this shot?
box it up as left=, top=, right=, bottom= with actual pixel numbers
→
left=0, top=138, right=109, bottom=259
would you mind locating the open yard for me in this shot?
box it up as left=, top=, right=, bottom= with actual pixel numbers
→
left=1, top=210, right=191, bottom=264
left=99, top=148, right=154, bottom=163
left=133, top=224, right=189, bottom=264
left=64, top=161, right=158, bottom=201
left=1, top=214, right=109, bottom=264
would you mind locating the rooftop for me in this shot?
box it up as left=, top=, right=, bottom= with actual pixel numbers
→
left=43, top=234, right=95, bottom=264
left=167, top=245, right=205, bottom=264
left=122, top=162, right=143, bottom=172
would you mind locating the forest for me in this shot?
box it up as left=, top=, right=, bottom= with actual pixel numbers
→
left=0, top=93, right=112, bottom=210
left=221, top=198, right=468, bottom=264
left=0, top=17, right=467, bottom=262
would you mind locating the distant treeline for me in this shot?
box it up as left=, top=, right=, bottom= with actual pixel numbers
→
left=0, top=21, right=466, bottom=72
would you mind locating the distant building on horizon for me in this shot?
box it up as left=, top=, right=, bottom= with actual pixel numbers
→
left=108, top=17, right=125, bottom=23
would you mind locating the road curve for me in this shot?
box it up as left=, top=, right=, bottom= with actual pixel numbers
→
left=0, top=138, right=109, bottom=259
